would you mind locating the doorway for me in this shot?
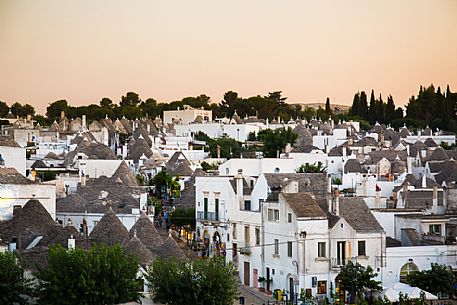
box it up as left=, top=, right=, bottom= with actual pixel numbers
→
left=244, top=262, right=250, bottom=286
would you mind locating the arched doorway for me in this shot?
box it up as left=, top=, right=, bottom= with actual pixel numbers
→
left=400, top=262, right=419, bottom=283
left=334, top=274, right=345, bottom=304
left=212, top=231, right=222, bottom=256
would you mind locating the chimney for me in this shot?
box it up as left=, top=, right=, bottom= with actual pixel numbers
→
left=68, top=235, right=76, bottom=250
left=421, top=174, right=427, bottom=188
left=333, top=194, right=340, bottom=216
left=27, top=114, right=31, bottom=121
left=407, top=157, right=413, bottom=174
left=432, top=186, right=438, bottom=208
left=13, top=205, right=22, bottom=217
left=147, top=124, right=150, bottom=133
left=8, top=237, right=17, bottom=252
left=82, top=115, right=87, bottom=129
left=235, top=169, right=244, bottom=204
left=60, top=111, right=65, bottom=119
left=342, top=146, right=347, bottom=158
left=327, top=195, right=332, bottom=213
left=80, top=172, right=86, bottom=187
left=406, top=145, right=410, bottom=156
left=375, top=188, right=381, bottom=208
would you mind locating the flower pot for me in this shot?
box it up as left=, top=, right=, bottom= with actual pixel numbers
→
left=258, top=287, right=265, bottom=292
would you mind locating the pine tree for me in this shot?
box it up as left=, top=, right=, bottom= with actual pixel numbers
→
left=358, top=91, right=368, bottom=119
left=325, top=97, right=332, bottom=115
left=368, top=89, right=376, bottom=124
left=350, top=93, right=360, bottom=116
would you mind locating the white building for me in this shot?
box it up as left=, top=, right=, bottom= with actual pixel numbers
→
left=163, top=106, right=212, bottom=125
left=218, top=158, right=295, bottom=176
left=0, top=141, right=26, bottom=176
left=0, top=167, right=56, bottom=221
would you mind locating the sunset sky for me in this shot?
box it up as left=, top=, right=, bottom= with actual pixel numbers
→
left=1, top=0, right=456, bottom=115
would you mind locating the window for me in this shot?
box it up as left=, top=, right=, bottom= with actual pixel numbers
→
left=317, top=281, right=327, bottom=294
left=288, top=213, right=292, bottom=223
left=287, top=241, right=293, bottom=257
left=215, top=198, right=219, bottom=221
left=429, top=224, right=441, bottom=236
left=255, top=227, right=260, bottom=245
left=274, top=239, right=279, bottom=255
left=244, top=226, right=250, bottom=246
left=400, top=262, right=419, bottom=283
left=358, top=241, right=366, bottom=256
left=244, top=200, right=251, bottom=211
left=203, top=197, right=208, bottom=219
left=318, top=242, right=326, bottom=258
left=233, top=223, right=237, bottom=239
left=267, top=209, right=280, bottom=221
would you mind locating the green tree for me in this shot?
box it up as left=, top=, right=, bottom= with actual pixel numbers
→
left=350, top=93, right=360, bottom=117
left=368, top=90, right=377, bottom=124
left=0, top=251, right=32, bottom=305
left=258, top=127, right=297, bottom=158
left=170, top=207, right=196, bottom=230
left=147, top=257, right=238, bottom=305
left=376, top=94, right=385, bottom=124
left=152, top=171, right=181, bottom=199
left=181, top=94, right=211, bottom=109
left=34, top=114, right=49, bottom=126
left=0, top=101, right=9, bottom=117
left=99, top=97, right=114, bottom=108
left=35, top=244, right=141, bottom=305
left=338, top=261, right=381, bottom=303
left=139, top=98, right=158, bottom=118
left=358, top=91, right=368, bottom=119
left=407, top=263, right=456, bottom=297
left=325, top=97, right=332, bottom=115
left=296, top=162, right=327, bottom=173
left=46, top=100, right=69, bottom=122
left=384, top=95, right=396, bottom=123
left=120, top=92, right=141, bottom=107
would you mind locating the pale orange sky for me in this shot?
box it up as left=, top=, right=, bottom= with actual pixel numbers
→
left=1, top=0, right=456, bottom=115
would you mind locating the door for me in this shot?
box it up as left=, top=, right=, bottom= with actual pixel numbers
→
left=244, top=262, right=250, bottom=286
left=266, top=268, right=271, bottom=291
left=289, top=277, right=295, bottom=303
left=337, top=241, right=346, bottom=265
left=253, top=269, right=258, bottom=288
left=232, top=243, right=237, bottom=258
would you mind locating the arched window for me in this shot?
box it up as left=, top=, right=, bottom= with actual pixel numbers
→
left=400, top=262, right=419, bottom=283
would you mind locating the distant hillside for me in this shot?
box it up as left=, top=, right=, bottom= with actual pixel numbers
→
left=290, top=103, right=350, bottom=114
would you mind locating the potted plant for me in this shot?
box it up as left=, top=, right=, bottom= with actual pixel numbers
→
left=257, top=277, right=266, bottom=292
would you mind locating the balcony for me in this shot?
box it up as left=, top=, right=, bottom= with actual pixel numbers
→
left=330, top=257, right=357, bottom=269
left=196, top=211, right=220, bottom=224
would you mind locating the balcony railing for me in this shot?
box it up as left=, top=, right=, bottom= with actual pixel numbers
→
left=331, top=257, right=357, bottom=268
left=196, top=211, right=218, bottom=222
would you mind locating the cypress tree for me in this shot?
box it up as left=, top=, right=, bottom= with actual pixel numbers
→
left=350, top=93, right=360, bottom=116
left=384, top=95, right=396, bottom=123
left=358, top=91, right=368, bottom=120
left=376, top=94, right=385, bottom=124
left=325, top=97, right=332, bottom=115
left=368, top=89, right=376, bottom=124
